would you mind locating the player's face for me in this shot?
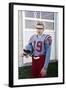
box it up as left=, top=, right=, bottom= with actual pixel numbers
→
left=36, top=26, right=44, bottom=35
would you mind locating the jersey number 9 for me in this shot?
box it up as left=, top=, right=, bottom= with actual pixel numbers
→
left=34, top=41, right=42, bottom=52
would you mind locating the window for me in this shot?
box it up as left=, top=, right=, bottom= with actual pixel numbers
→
left=25, top=11, right=54, bottom=30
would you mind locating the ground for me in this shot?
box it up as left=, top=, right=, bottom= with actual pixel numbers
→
left=19, top=61, right=58, bottom=79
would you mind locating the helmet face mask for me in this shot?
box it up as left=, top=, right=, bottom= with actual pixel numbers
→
left=23, top=49, right=33, bottom=57
left=23, top=43, right=34, bottom=57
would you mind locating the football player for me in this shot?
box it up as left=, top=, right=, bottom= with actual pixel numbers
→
left=22, top=22, right=52, bottom=78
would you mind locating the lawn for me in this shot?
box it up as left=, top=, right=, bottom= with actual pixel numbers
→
left=19, top=61, right=58, bottom=79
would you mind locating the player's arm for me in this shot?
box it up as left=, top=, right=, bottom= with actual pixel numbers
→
left=44, top=36, right=52, bottom=70
left=40, top=35, right=52, bottom=76
left=22, top=36, right=34, bottom=57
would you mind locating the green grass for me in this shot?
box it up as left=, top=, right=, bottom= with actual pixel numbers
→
left=47, top=61, right=58, bottom=77
left=19, top=65, right=32, bottom=79
left=18, top=61, right=58, bottom=79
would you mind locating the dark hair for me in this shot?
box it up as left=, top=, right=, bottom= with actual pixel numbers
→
left=37, top=21, right=44, bottom=26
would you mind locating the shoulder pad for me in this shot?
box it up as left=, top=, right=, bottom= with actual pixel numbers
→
left=45, top=35, right=52, bottom=45
left=30, top=35, right=35, bottom=40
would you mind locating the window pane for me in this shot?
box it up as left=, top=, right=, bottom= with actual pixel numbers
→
left=44, top=22, right=54, bottom=30
left=25, top=20, right=54, bottom=30
left=25, top=20, right=39, bottom=29
left=41, top=12, right=54, bottom=20
left=25, top=11, right=54, bottom=20
left=25, top=11, right=34, bottom=18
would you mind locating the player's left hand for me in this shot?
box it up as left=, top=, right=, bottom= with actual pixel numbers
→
left=40, top=68, right=47, bottom=77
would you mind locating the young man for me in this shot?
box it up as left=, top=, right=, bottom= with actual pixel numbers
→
left=23, top=22, right=52, bottom=78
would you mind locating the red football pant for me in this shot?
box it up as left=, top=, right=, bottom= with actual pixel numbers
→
left=32, top=55, right=45, bottom=78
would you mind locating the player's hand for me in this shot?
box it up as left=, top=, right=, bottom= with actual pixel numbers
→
left=40, top=68, right=47, bottom=77
left=19, top=50, right=27, bottom=57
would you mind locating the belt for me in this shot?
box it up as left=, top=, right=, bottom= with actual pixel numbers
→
left=32, top=55, right=45, bottom=60
left=33, top=56, right=40, bottom=59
